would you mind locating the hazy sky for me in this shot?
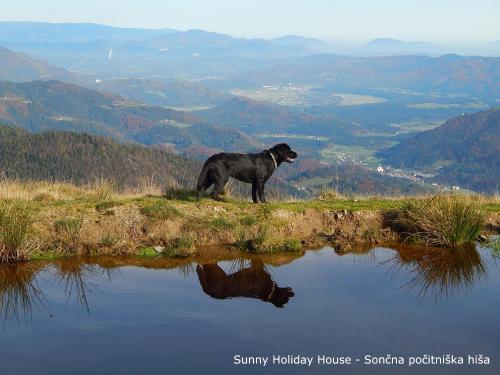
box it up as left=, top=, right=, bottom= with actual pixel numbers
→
left=0, top=0, right=498, bottom=43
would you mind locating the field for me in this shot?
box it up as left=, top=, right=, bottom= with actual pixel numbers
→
left=321, top=144, right=383, bottom=167
left=231, top=86, right=385, bottom=107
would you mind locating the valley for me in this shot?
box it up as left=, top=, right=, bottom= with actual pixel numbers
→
left=0, top=22, right=498, bottom=197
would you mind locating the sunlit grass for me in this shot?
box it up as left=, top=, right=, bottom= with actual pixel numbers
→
left=398, top=195, right=486, bottom=247
left=0, top=200, right=36, bottom=262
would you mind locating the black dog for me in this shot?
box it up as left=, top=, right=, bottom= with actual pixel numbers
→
left=196, top=143, right=297, bottom=203
left=196, top=261, right=295, bottom=308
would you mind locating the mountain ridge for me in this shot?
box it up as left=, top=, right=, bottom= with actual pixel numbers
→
left=379, top=108, right=500, bottom=193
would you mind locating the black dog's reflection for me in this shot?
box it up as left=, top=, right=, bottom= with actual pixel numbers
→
left=196, top=260, right=294, bottom=308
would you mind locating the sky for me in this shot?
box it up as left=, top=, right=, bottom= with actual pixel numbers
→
left=0, top=0, right=498, bottom=43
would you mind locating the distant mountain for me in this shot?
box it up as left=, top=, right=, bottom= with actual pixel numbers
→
left=0, top=80, right=259, bottom=152
left=0, top=22, right=316, bottom=78
left=216, top=54, right=500, bottom=98
left=270, top=35, right=336, bottom=53
left=0, top=21, right=177, bottom=44
left=197, top=96, right=355, bottom=138
left=359, top=38, right=442, bottom=56
left=93, top=78, right=233, bottom=108
left=145, top=29, right=312, bottom=58
left=0, top=124, right=198, bottom=188
left=379, top=108, right=500, bottom=193
left=0, top=45, right=76, bottom=82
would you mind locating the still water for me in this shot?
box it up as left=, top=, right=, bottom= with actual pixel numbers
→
left=0, top=245, right=499, bottom=374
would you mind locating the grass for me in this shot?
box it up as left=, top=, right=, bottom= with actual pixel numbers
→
left=163, top=237, right=195, bottom=258
left=0, top=200, right=36, bottom=262
left=99, top=232, right=118, bottom=248
left=95, top=200, right=122, bottom=212
left=136, top=236, right=195, bottom=258
left=236, top=221, right=302, bottom=253
left=0, top=180, right=498, bottom=262
left=29, top=249, right=64, bottom=260
left=136, top=247, right=159, bottom=257
left=315, top=188, right=345, bottom=201
left=239, top=215, right=258, bottom=226
left=262, top=238, right=302, bottom=253
left=53, top=216, right=84, bottom=253
left=211, top=217, right=236, bottom=230
left=397, top=195, right=486, bottom=247
left=139, top=201, right=182, bottom=220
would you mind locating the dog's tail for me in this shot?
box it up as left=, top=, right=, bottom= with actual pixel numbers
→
left=195, top=164, right=209, bottom=204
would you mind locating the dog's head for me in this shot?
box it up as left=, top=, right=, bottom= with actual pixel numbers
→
left=270, top=143, right=297, bottom=163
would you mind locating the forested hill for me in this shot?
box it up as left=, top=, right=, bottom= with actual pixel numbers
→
left=0, top=80, right=259, bottom=152
left=0, top=125, right=200, bottom=188
left=379, top=108, right=500, bottom=193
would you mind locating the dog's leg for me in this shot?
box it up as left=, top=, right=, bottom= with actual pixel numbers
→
left=252, top=182, right=259, bottom=203
left=212, top=176, right=228, bottom=201
left=212, top=184, right=224, bottom=201
left=257, top=182, right=268, bottom=203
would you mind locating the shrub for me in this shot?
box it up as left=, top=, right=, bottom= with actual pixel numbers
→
left=0, top=200, right=36, bottom=262
left=139, top=201, right=182, bottom=220
left=397, top=195, right=486, bottom=247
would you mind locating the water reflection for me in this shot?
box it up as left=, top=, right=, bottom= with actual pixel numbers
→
left=52, top=260, right=120, bottom=312
left=386, top=245, right=487, bottom=301
left=0, top=262, right=46, bottom=323
left=0, top=259, right=119, bottom=323
left=196, top=259, right=295, bottom=308
left=0, top=245, right=494, bottom=324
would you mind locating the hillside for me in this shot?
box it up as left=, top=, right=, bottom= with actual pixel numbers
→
left=0, top=124, right=307, bottom=198
left=0, top=45, right=76, bottom=82
left=197, top=96, right=355, bottom=138
left=379, top=108, right=500, bottom=193
left=93, top=78, right=233, bottom=108
left=0, top=125, right=199, bottom=187
left=0, top=80, right=258, bottom=152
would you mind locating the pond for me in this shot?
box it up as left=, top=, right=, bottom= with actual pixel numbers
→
left=0, top=245, right=499, bottom=374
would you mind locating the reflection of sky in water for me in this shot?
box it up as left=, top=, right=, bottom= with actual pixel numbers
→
left=0, top=246, right=499, bottom=374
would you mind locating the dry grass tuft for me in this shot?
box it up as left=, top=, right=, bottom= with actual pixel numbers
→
left=398, top=195, right=486, bottom=247
left=0, top=200, right=37, bottom=262
left=315, top=188, right=345, bottom=201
